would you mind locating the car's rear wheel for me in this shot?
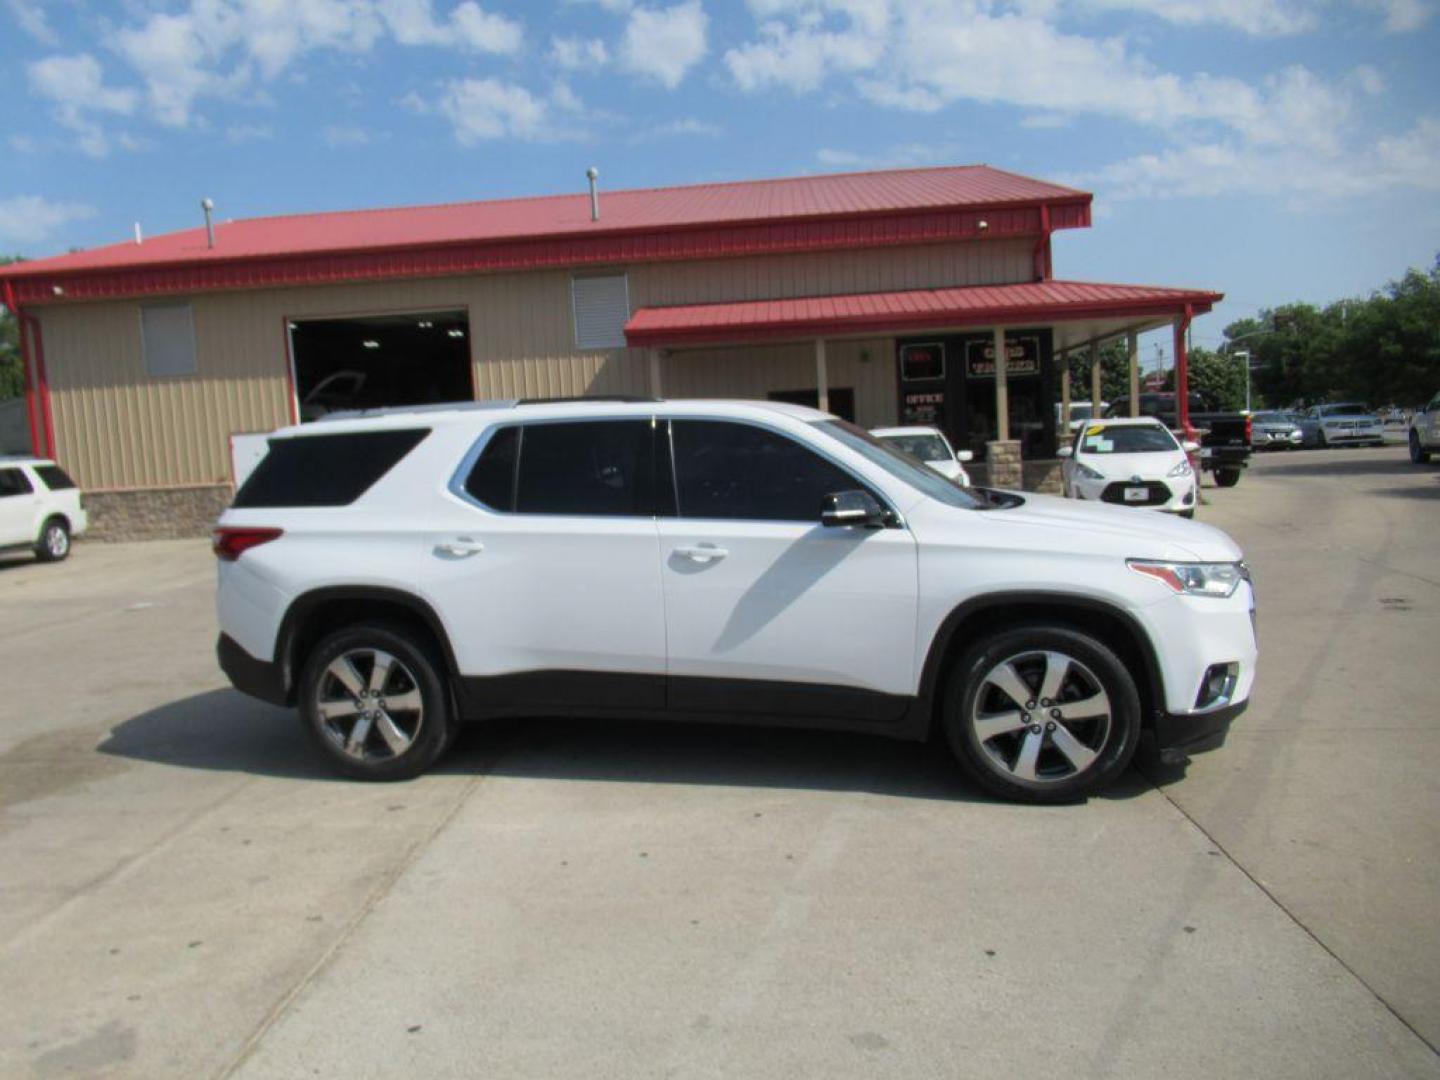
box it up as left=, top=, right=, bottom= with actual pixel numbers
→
left=34, top=517, right=70, bottom=562
left=1214, top=468, right=1241, bottom=488
left=943, top=626, right=1142, bottom=803
left=299, top=622, right=454, bottom=781
left=1410, top=431, right=1431, bottom=464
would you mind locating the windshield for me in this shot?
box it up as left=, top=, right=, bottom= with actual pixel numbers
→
left=812, top=420, right=986, bottom=509
left=1320, top=403, right=1370, bottom=416
left=879, top=433, right=950, bottom=461
left=1079, top=424, right=1179, bottom=454
left=1067, top=403, right=1094, bottom=421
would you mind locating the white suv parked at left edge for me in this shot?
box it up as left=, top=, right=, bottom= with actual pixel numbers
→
left=0, top=457, right=87, bottom=562
left=215, top=398, right=1256, bottom=803
left=1059, top=418, right=1199, bottom=518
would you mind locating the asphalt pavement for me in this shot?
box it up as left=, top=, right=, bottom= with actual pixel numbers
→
left=1, top=445, right=1436, bottom=1079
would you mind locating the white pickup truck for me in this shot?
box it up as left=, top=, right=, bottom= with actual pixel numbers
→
left=1410, top=392, right=1440, bottom=463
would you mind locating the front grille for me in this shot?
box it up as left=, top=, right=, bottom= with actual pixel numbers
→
left=1100, top=480, right=1171, bottom=506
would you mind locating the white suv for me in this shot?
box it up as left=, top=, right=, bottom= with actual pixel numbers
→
left=0, top=457, right=87, bottom=562
left=215, top=399, right=1257, bottom=803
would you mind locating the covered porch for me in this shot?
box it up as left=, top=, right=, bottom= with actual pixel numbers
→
left=624, top=279, right=1222, bottom=489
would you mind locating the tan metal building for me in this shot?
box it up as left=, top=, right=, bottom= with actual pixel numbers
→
left=0, top=165, right=1219, bottom=538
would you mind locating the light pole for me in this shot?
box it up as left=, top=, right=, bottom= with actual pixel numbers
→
left=1234, top=350, right=1252, bottom=413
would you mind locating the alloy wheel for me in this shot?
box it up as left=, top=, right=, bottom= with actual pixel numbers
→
left=46, top=525, right=68, bottom=559
left=314, top=648, right=424, bottom=762
left=969, top=649, right=1112, bottom=783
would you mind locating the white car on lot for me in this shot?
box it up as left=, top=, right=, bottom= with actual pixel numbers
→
left=215, top=398, right=1256, bottom=803
left=0, top=457, right=87, bottom=562
left=1059, top=418, right=1199, bottom=518
left=1409, top=392, right=1440, bottom=463
left=870, top=425, right=973, bottom=485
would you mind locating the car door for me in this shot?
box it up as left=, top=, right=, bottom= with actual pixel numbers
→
left=0, top=467, right=38, bottom=546
left=657, top=418, right=919, bottom=720
left=427, top=418, right=668, bottom=710
left=1428, top=395, right=1440, bottom=445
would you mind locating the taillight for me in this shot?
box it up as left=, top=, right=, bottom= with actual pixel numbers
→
left=1245, top=415, right=1253, bottom=442
left=212, top=527, right=283, bottom=561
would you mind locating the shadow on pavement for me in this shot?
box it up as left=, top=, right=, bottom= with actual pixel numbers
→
left=98, top=688, right=1159, bottom=805
left=1256, top=453, right=1437, bottom=480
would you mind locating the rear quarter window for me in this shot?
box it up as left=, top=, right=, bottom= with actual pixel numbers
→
left=35, top=465, right=77, bottom=491
left=233, top=429, right=429, bottom=508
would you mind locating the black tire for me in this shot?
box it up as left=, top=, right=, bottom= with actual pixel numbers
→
left=298, top=621, right=455, bottom=781
left=1214, top=468, right=1241, bottom=488
left=1409, top=432, right=1430, bottom=464
left=1179, top=508, right=1195, bottom=519
left=34, top=517, right=70, bottom=562
left=1317, top=429, right=1329, bottom=448
left=942, top=625, right=1143, bottom=803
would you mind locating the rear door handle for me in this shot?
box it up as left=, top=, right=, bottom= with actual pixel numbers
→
left=435, top=537, right=484, bottom=558
left=673, top=544, right=728, bottom=564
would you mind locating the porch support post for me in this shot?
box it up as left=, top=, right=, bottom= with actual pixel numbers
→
left=1174, top=308, right=1194, bottom=439
left=1127, top=331, right=1140, bottom=416
left=648, top=349, right=663, bottom=398
left=1090, top=341, right=1102, bottom=414
left=1060, top=353, right=1071, bottom=432
left=992, top=326, right=1008, bottom=441
left=815, top=338, right=829, bottom=414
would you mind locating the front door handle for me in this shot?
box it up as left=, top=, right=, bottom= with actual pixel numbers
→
left=435, top=537, right=484, bottom=558
left=673, top=544, right=728, bottom=564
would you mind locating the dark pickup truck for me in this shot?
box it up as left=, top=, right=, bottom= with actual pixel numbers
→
left=1105, top=393, right=1252, bottom=487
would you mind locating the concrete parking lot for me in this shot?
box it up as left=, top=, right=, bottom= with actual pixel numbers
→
left=2, top=446, right=1437, bottom=1079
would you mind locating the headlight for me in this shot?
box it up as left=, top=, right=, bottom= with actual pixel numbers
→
left=1166, top=459, right=1193, bottom=477
left=1076, top=462, right=1105, bottom=481
left=1128, top=559, right=1247, bottom=598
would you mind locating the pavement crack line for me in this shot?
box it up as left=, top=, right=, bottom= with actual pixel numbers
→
left=1144, top=771, right=1440, bottom=1059
left=213, top=759, right=498, bottom=1080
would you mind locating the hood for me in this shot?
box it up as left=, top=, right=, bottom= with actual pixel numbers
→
left=1077, top=452, right=1185, bottom=480
left=908, top=489, right=1242, bottom=563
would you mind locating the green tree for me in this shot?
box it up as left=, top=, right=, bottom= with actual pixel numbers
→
left=1066, top=340, right=1134, bottom=403
left=0, top=256, right=24, bottom=400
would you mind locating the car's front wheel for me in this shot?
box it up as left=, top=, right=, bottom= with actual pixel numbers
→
left=943, top=626, right=1142, bottom=803
left=34, top=517, right=70, bottom=562
left=299, top=622, right=455, bottom=780
left=1214, top=468, right=1241, bottom=487
left=1411, top=431, right=1431, bottom=464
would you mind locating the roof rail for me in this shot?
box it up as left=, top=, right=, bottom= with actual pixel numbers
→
left=516, top=395, right=661, bottom=406
left=316, top=399, right=517, bottom=422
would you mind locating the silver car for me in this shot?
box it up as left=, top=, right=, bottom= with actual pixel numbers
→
left=1250, top=411, right=1304, bottom=450
left=1303, top=403, right=1385, bottom=448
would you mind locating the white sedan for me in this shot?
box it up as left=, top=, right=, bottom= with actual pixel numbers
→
left=1058, top=418, right=1199, bottom=517
left=871, top=426, right=973, bottom=485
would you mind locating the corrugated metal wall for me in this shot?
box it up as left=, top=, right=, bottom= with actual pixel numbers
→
left=38, top=238, right=1031, bottom=490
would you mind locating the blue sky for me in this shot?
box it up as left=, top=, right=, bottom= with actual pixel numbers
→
left=3, top=0, right=1438, bottom=363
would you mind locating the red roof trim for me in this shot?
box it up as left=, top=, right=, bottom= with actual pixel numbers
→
left=624, top=280, right=1222, bottom=348
left=3, top=200, right=1090, bottom=307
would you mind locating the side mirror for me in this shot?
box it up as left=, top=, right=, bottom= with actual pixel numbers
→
left=1056, top=445, right=1073, bottom=458
left=821, top=490, right=886, bottom=528
left=956, top=449, right=974, bottom=463
left=1181, top=439, right=1201, bottom=453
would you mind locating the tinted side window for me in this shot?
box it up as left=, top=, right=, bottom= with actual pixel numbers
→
left=463, top=426, right=519, bottom=511
left=515, top=421, right=653, bottom=516
left=233, top=429, right=429, bottom=508
left=0, top=468, right=34, bottom=497
left=671, top=420, right=860, bottom=522
left=35, top=465, right=77, bottom=491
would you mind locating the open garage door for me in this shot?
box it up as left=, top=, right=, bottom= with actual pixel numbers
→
left=290, top=309, right=473, bottom=421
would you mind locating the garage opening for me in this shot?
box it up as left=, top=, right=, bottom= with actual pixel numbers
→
left=290, top=309, right=473, bottom=421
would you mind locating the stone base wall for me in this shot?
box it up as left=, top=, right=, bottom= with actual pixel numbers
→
left=1023, top=460, right=1064, bottom=495
left=84, top=485, right=233, bottom=541
left=985, top=440, right=1023, bottom=490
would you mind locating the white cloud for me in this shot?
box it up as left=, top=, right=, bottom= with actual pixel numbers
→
left=27, top=54, right=139, bottom=156
left=550, top=35, right=610, bottom=70
left=629, top=116, right=722, bottom=142
left=224, top=123, right=274, bottom=143
left=815, top=141, right=962, bottom=169
left=726, top=0, right=889, bottom=93
left=1352, top=0, right=1432, bottom=31
left=429, top=77, right=578, bottom=143
left=322, top=123, right=375, bottom=146
left=5, top=0, right=58, bottom=44
left=618, top=1, right=708, bottom=88
left=0, top=195, right=97, bottom=248
left=1081, top=0, right=1317, bottom=35
left=110, top=1, right=522, bottom=128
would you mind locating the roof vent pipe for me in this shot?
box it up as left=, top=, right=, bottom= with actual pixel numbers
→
left=134, top=222, right=143, bottom=245
left=586, top=166, right=599, bottom=222
left=201, top=198, right=216, bottom=249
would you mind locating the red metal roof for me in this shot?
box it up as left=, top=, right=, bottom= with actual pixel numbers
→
left=624, top=280, right=1223, bottom=347
left=1, top=166, right=1090, bottom=306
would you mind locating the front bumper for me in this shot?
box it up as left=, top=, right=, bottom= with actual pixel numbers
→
left=217, top=633, right=288, bottom=706
left=1070, top=475, right=1197, bottom=513
left=1154, top=700, right=1246, bottom=761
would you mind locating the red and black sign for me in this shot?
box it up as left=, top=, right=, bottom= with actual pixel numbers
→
left=900, top=343, right=944, bottom=381
left=964, top=336, right=1040, bottom=379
